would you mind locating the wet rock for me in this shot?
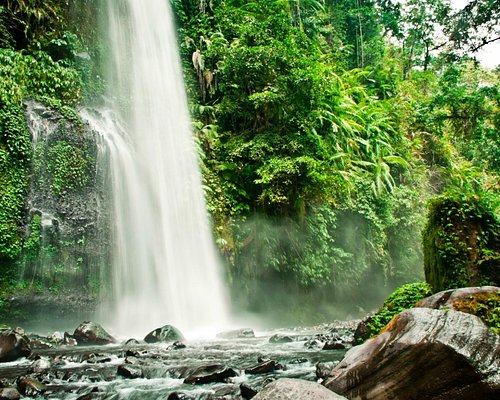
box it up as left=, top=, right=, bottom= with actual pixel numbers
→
left=124, top=338, right=140, bottom=345
left=253, top=378, right=347, bottom=399
left=328, top=329, right=354, bottom=345
left=17, top=378, right=46, bottom=396
left=316, top=362, right=336, bottom=380
left=76, top=394, right=102, bottom=400
left=0, top=388, right=20, bottom=400
left=304, top=339, right=321, bottom=349
left=322, top=341, right=345, bottom=350
left=353, top=314, right=375, bottom=344
left=167, top=393, right=193, bottom=400
left=169, top=341, right=186, bottom=350
left=75, top=387, right=102, bottom=400
left=288, top=357, right=307, bottom=364
left=324, top=308, right=500, bottom=399
left=240, top=383, right=258, bottom=399
left=0, top=330, right=31, bottom=362
left=125, top=349, right=141, bottom=358
left=216, top=328, right=255, bottom=339
left=63, top=332, right=78, bottom=346
left=86, top=354, right=112, bottom=364
left=416, top=286, right=500, bottom=311
left=245, top=360, right=282, bottom=375
left=117, top=364, right=144, bottom=379
left=144, top=325, right=184, bottom=343
left=28, top=335, right=53, bottom=349
left=125, top=356, right=139, bottom=365
left=183, top=365, right=237, bottom=384
left=73, top=322, right=116, bottom=345
left=213, top=384, right=237, bottom=397
left=31, top=357, right=51, bottom=373
left=48, top=331, right=65, bottom=343
left=268, top=334, right=293, bottom=344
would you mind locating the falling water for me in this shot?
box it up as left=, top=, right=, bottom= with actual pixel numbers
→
left=83, top=0, right=230, bottom=337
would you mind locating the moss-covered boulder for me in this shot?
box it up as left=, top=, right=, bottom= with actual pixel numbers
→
left=417, top=286, right=500, bottom=334
left=423, top=196, right=499, bottom=292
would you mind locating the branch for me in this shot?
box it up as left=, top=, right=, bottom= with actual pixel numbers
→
left=470, top=36, right=500, bottom=52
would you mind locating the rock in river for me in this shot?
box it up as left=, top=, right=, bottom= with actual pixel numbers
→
left=73, top=322, right=116, bottom=345
left=0, top=329, right=31, bottom=363
left=183, top=364, right=237, bottom=384
left=216, top=328, right=255, bottom=339
left=0, top=387, right=21, bottom=400
left=244, top=360, right=282, bottom=375
left=253, top=378, right=347, bottom=399
left=324, top=308, right=500, bottom=400
left=144, top=325, right=184, bottom=343
left=117, top=364, right=144, bottom=379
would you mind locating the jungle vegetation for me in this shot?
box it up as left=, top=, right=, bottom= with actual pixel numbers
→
left=0, top=0, right=498, bottom=323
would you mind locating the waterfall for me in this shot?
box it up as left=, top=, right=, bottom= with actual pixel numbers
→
left=83, top=0, right=230, bottom=337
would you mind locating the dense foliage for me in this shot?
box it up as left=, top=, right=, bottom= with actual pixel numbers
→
left=0, top=0, right=498, bottom=321
left=355, top=282, right=432, bottom=342
left=424, top=195, right=499, bottom=292
left=172, top=0, right=499, bottom=318
left=0, top=1, right=100, bottom=302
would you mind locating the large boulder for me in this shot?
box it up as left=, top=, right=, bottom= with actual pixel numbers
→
left=253, top=378, right=347, bottom=400
left=0, top=329, right=31, bottom=362
left=73, top=321, right=116, bottom=345
left=144, top=325, right=184, bottom=343
left=417, top=286, right=500, bottom=333
left=417, top=286, right=500, bottom=310
left=324, top=308, right=500, bottom=399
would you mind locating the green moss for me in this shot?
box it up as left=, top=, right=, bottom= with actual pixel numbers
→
left=0, top=104, right=30, bottom=260
left=450, top=292, right=500, bottom=335
left=23, top=213, right=42, bottom=259
left=423, top=195, right=499, bottom=292
left=358, top=282, right=433, bottom=343
left=46, top=141, right=91, bottom=196
left=0, top=46, right=83, bottom=263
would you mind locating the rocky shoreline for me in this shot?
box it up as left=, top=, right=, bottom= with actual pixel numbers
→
left=1, top=286, right=500, bottom=399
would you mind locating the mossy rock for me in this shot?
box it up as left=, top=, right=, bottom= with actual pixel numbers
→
left=423, top=196, right=499, bottom=293
left=417, top=286, right=500, bottom=335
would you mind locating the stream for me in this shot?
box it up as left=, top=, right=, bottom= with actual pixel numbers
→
left=0, top=322, right=355, bottom=399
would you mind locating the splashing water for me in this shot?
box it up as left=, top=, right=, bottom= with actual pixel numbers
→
left=83, top=0, right=230, bottom=338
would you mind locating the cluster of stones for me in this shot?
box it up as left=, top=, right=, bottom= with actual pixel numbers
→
left=1, top=287, right=499, bottom=399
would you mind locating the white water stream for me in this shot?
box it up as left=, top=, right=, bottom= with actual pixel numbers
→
left=82, top=0, right=229, bottom=338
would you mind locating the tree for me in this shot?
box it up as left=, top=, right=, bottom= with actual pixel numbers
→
left=445, top=0, right=500, bottom=54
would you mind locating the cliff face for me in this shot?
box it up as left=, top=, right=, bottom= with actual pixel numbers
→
left=3, top=101, right=111, bottom=328
left=423, top=197, right=499, bottom=293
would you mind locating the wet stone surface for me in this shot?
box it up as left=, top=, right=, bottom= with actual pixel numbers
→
left=0, top=323, right=354, bottom=400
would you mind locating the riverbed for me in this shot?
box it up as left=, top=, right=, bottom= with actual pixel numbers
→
left=0, top=322, right=355, bottom=399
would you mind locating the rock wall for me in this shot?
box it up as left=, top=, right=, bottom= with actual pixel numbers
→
left=423, top=196, right=499, bottom=292
left=4, top=101, right=111, bottom=327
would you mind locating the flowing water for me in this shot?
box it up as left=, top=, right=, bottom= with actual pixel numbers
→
left=0, top=324, right=353, bottom=399
left=88, top=0, right=230, bottom=337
